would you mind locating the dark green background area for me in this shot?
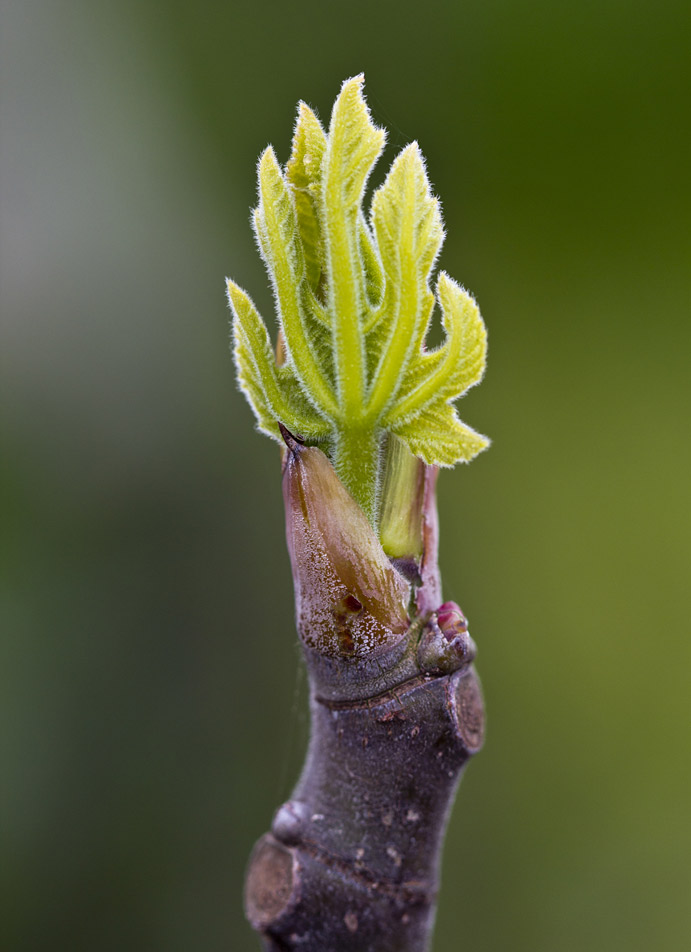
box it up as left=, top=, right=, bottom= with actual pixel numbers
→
left=2, top=1, right=690, bottom=949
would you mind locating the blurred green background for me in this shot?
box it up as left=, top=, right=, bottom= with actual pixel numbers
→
left=2, top=0, right=690, bottom=949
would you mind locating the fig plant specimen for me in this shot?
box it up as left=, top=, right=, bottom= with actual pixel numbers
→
left=227, top=75, right=489, bottom=952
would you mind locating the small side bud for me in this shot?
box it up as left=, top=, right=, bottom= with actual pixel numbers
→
left=417, top=601, right=476, bottom=675
left=271, top=800, right=310, bottom=846
left=282, top=433, right=409, bottom=659
left=437, top=601, right=468, bottom=637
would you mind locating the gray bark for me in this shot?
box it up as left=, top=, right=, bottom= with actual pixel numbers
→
left=244, top=434, right=485, bottom=951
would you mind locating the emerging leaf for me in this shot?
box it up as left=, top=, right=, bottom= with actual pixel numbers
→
left=227, top=75, right=489, bottom=530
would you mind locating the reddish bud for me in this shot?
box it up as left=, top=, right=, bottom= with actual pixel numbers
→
left=436, top=601, right=468, bottom=639
left=417, top=601, right=475, bottom=675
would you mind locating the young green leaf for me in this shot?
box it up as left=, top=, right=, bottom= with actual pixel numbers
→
left=366, top=142, right=444, bottom=418
left=227, top=74, right=489, bottom=528
left=286, top=103, right=328, bottom=296
left=322, top=74, right=386, bottom=419
left=228, top=280, right=330, bottom=440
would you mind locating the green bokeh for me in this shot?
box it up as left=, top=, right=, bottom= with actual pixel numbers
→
left=2, top=1, right=690, bottom=949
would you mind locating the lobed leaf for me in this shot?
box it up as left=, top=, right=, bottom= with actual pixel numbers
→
left=320, top=77, right=386, bottom=420
left=367, top=143, right=444, bottom=417
left=228, top=75, right=489, bottom=524
left=391, top=400, right=489, bottom=466
left=228, top=280, right=330, bottom=440
left=387, top=272, right=487, bottom=426
left=324, top=75, right=386, bottom=215
left=372, top=143, right=443, bottom=283
left=286, top=103, right=328, bottom=295
left=253, top=148, right=337, bottom=419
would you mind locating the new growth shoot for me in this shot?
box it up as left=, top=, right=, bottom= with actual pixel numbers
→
left=236, top=77, right=490, bottom=952
left=227, top=75, right=488, bottom=529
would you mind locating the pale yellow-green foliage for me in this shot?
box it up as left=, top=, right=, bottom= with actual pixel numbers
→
left=228, top=75, right=488, bottom=520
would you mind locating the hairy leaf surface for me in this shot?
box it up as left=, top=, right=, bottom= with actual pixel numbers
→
left=228, top=75, right=489, bottom=523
